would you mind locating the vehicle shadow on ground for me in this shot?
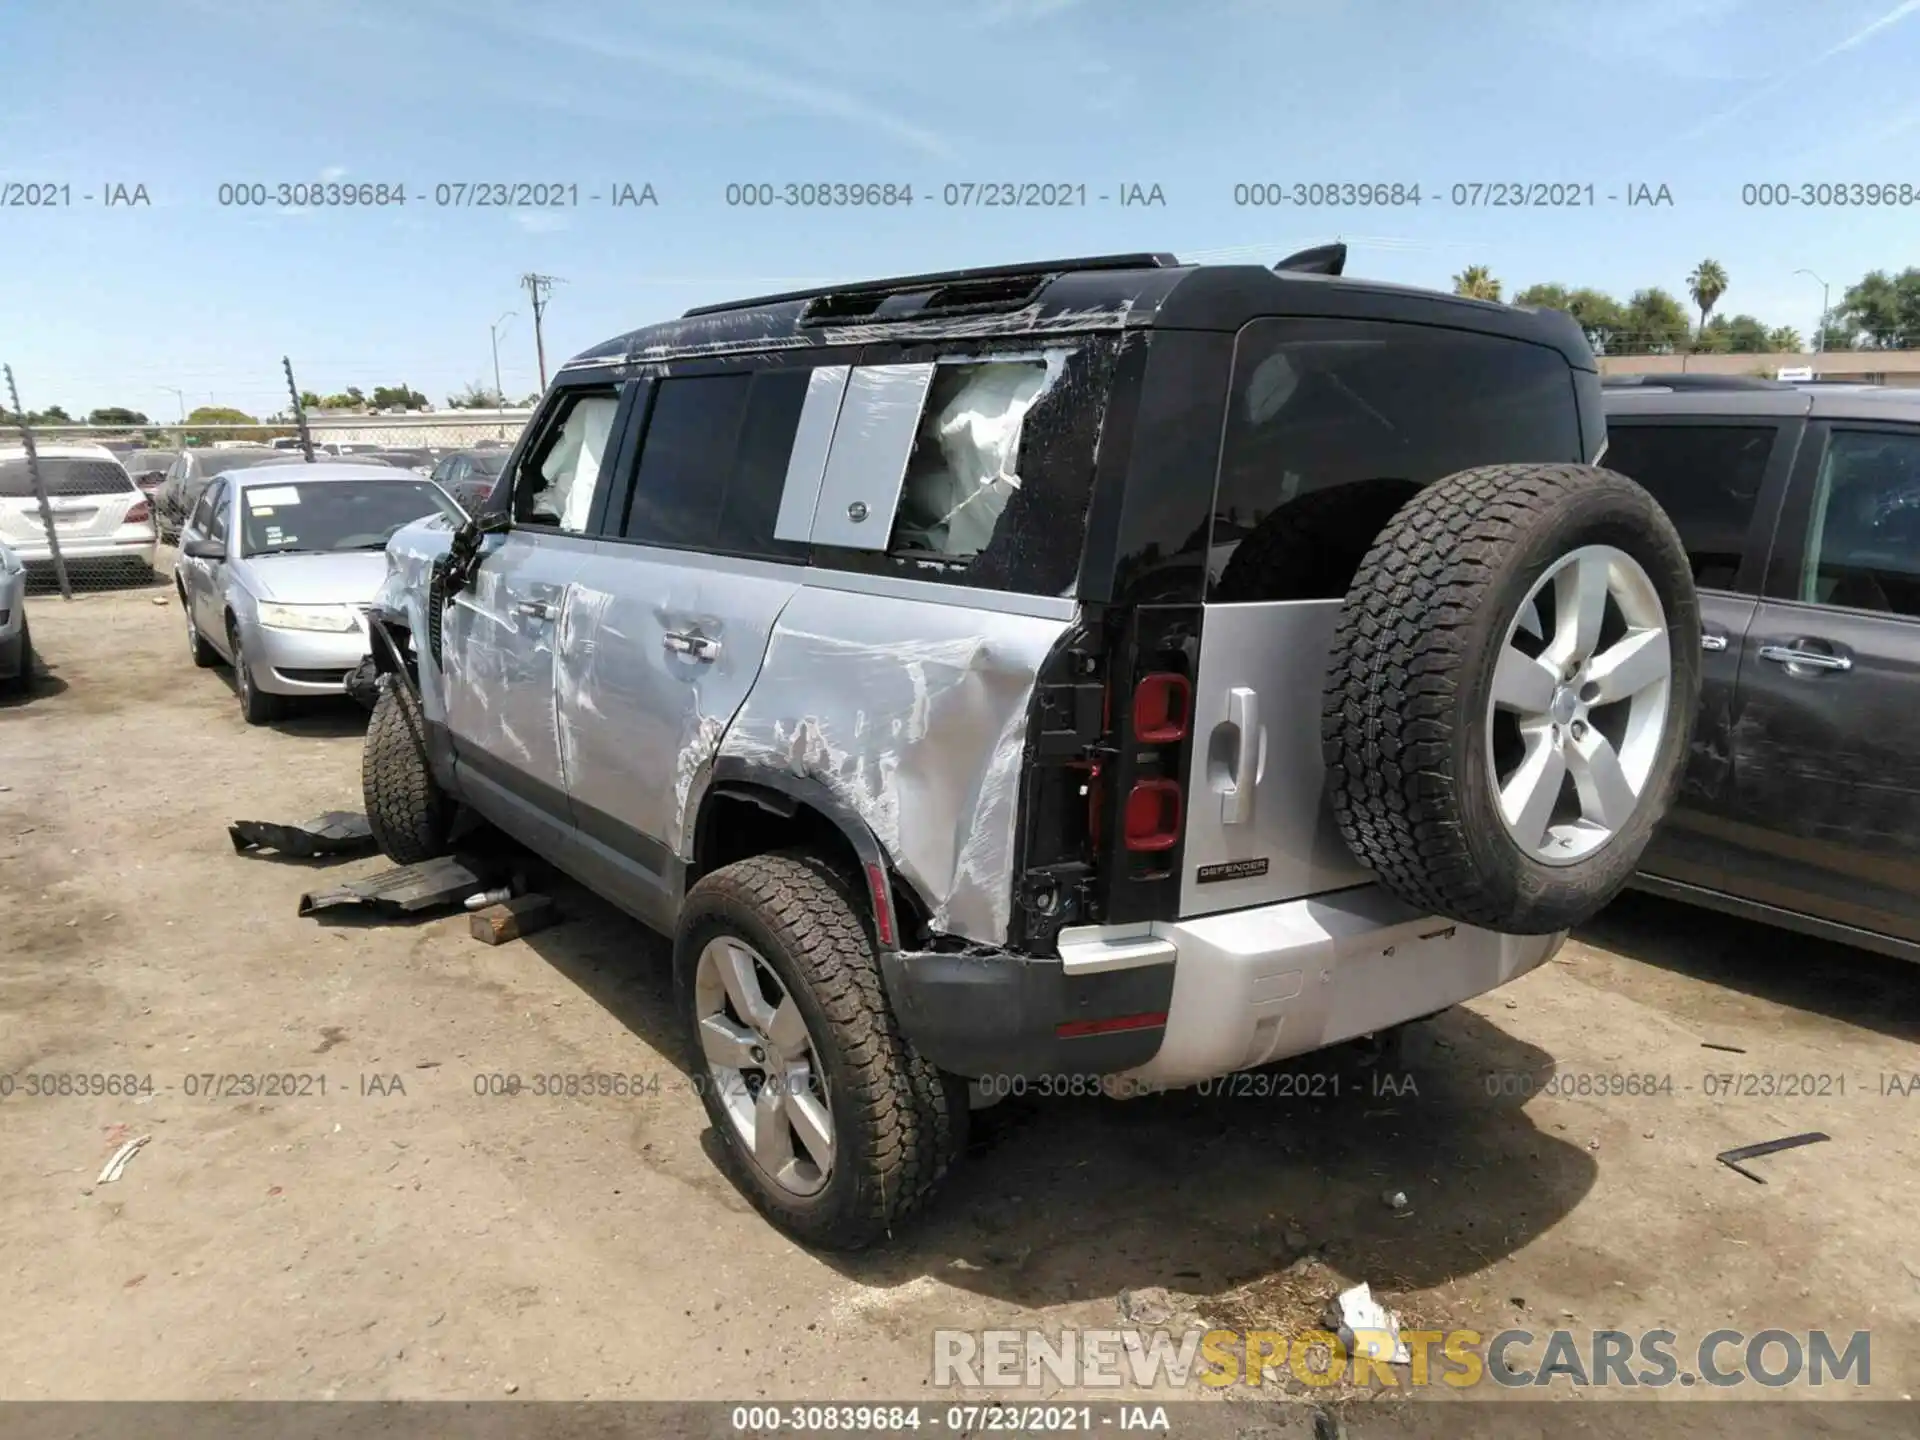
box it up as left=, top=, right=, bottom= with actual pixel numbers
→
left=1581, top=890, right=1920, bottom=1044
left=508, top=876, right=1596, bottom=1315
left=0, top=671, right=69, bottom=707
left=211, top=675, right=370, bottom=737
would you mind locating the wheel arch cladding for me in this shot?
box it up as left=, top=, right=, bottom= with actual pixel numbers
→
left=693, top=763, right=932, bottom=951
left=1321, top=462, right=1701, bottom=933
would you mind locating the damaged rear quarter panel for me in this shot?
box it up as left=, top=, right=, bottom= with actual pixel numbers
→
left=714, top=584, right=1070, bottom=945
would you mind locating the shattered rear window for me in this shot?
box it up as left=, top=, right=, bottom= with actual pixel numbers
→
left=862, top=340, right=1116, bottom=597
left=890, top=358, right=1058, bottom=561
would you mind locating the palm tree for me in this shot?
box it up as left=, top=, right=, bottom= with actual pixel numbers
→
left=1687, top=259, right=1729, bottom=334
left=1452, top=265, right=1502, bottom=302
left=1767, top=325, right=1803, bottom=353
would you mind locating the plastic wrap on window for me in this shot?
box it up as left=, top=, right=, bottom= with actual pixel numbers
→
left=715, top=586, right=1070, bottom=944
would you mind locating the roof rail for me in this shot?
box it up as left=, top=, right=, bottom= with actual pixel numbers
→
left=1600, top=373, right=1791, bottom=391
left=680, top=252, right=1183, bottom=319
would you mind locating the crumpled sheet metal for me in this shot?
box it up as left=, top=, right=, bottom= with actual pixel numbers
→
left=372, top=519, right=455, bottom=725
left=715, top=585, right=1069, bottom=944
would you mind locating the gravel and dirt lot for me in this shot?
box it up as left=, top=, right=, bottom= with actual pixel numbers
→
left=2, top=580, right=1917, bottom=1411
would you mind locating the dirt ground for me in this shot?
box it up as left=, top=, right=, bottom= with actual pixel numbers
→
left=3, top=579, right=1918, bottom=1413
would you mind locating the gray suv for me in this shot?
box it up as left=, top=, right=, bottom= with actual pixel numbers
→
left=1604, top=376, right=1920, bottom=962
left=359, top=250, right=1702, bottom=1247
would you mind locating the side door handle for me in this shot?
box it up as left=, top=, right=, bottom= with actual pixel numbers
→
left=1701, top=633, right=1728, bottom=652
left=516, top=599, right=558, bottom=621
left=1220, top=686, right=1259, bottom=825
left=663, top=630, right=721, bottom=662
left=1758, top=644, right=1851, bottom=673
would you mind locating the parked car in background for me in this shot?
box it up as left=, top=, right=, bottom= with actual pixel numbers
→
left=427, top=448, right=508, bottom=512
left=0, top=540, right=31, bottom=694
left=0, top=444, right=157, bottom=581
left=173, top=463, right=463, bottom=722
left=122, top=448, right=179, bottom=497
left=356, top=449, right=437, bottom=476
left=1605, top=376, right=1920, bottom=962
left=154, top=448, right=305, bottom=542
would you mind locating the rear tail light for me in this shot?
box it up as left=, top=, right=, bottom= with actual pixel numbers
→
left=125, top=499, right=151, bottom=525
left=1123, top=779, right=1183, bottom=852
left=1132, top=671, right=1191, bottom=743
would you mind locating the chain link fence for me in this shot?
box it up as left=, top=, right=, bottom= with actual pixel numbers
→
left=2, top=410, right=532, bottom=599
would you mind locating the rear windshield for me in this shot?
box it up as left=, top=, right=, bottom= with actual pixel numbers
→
left=1602, top=424, right=1774, bottom=589
left=238, top=478, right=461, bottom=557
left=0, top=458, right=137, bottom=498
left=469, top=452, right=507, bottom=476
left=1210, top=318, right=1583, bottom=602
left=201, top=450, right=291, bottom=476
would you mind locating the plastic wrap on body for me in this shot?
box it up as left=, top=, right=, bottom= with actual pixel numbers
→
left=715, top=585, right=1071, bottom=946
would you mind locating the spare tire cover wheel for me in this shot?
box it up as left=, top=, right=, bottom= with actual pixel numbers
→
left=1321, top=463, right=1702, bottom=935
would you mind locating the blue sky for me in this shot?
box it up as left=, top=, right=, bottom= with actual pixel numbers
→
left=3, top=0, right=1918, bottom=420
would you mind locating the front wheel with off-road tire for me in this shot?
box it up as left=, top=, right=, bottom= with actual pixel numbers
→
left=1322, top=463, right=1701, bottom=935
left=362, top=681, right=454, bottom=863
left=677, top=851, right=966, bottom=1250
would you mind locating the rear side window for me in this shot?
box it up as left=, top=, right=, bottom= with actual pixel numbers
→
left=622, top=370, right=811, bottom=561
left=1801, top=428, right=1920, bottom=617
left=1211, top=318, right=1582, bottom=602
left=0, top=458, right=135, bottom=498
left=1603, top=424, right=1773, bottom=590
left=890, top=358, right=1055, bottom=561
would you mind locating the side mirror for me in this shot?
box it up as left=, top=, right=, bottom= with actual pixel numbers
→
left=182, top=536, right=227, bottom=560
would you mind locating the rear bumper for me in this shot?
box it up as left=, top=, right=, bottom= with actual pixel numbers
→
left=882, top=885, right=1564, bottom=1089
left=16, top=533, right=157, bottom=568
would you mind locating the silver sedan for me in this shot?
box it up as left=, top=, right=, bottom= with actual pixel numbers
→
left=173, top=463, right=463, bottom=723
left=0, top=540, right=30, bottom=695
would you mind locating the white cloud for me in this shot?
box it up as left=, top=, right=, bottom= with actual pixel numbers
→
left=320, top=165, right=348, bottom=182
left=1681, top=0, right=1920, bottom=140
left=478, top=5, right=956, bottom=161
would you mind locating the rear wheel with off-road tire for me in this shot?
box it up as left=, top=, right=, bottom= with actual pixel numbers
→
left=1322, top=463, right=1701, bottom=935
left=362, top=681, right=454, bottom=863
left=677, top=850, right=966, bottom=1250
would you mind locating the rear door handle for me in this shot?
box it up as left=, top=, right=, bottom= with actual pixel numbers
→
left=1758, top=644, right=1851, bottom=672
left=663, top=630, right=720, bottom=662
left=1221, top=686, right=1259, bottom=825
left=516, top=599, right=557, bottom=621
left=1701, top=633, right=1728, bottom=652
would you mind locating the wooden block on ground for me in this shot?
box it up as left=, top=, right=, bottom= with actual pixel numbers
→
left=469, top=894, right=556, bottom=945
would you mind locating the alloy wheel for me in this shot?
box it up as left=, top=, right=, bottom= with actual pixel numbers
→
left=1485, top=544, right=1672, bottom=866
left=693, top=935, right=835, bottom=1196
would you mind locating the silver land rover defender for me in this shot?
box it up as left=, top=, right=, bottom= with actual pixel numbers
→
left=359, top=247, right=1701, bottom=1248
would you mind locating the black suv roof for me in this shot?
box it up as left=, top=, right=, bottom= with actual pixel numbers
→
left=560, top=250, right=1598, bottom=374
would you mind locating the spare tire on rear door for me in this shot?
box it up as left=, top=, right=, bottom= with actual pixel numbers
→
left=1321, top=463, right=1701, bottom=934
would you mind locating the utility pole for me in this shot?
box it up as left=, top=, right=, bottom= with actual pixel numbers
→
left=490, top=310, right=516, bottom=436
left=521, top=272, right=561, bottom=393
